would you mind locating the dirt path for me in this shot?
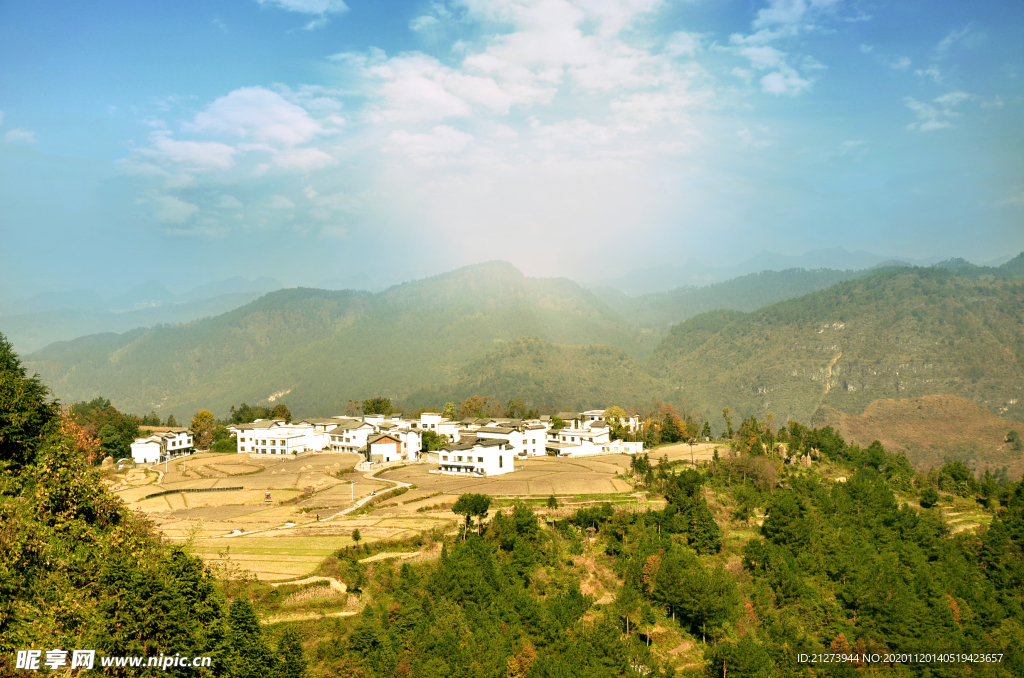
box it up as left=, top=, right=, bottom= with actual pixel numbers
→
left=270, top=576, right=347, bottom=593
left=326, top=469, right=413, bottom=520
left=262, top=610, right=357, bottom=624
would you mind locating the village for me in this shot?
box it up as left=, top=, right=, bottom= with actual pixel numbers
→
left=112, top=407, right=723, bottom=584
left=129, top=408, right=646, bottom=474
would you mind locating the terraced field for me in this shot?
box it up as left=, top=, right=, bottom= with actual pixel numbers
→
left=111, top=448, right=684, bottom=581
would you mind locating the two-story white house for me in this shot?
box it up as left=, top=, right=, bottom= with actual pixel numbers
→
left=130, top=427, right=194, bottom=464
left=327, top=418, right=377, bottom=454
left=231, top=420, right=329, bottom=456
left=438, top=438, right=514, bottom=476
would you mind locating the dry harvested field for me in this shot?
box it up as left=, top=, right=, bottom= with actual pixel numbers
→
left=111, top=448, right=707, bottom=581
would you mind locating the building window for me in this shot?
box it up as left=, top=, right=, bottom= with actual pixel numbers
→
left=443, top=455, right=449, bottom=461
left=477, top=457, right=483, bottom=462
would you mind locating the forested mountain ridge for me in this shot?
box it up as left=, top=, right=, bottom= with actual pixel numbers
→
left=25, top=263, right=649, bottom=419
left=22, top=257, right=1024, bottom=431
left=594, top=267, right=870, bottom=329
left=407, top=337, right=668, bottom=413
left=648, top=267, right=1024, bottom=426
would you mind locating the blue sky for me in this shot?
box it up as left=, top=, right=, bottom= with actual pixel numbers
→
left=1, top=0, right=1022, bottom=297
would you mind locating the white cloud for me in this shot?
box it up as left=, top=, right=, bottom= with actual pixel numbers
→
left=269, top=195, right=295, bottom=209
left=761, top=68, right=810, bottom=96
left=859, top=44, right=873, bottom=53
left=410, top=15, right=439, bottom=31
left=3, top=128, right=37, bottom=144
left=218, top=195, right=244, bottom=210
left=915, top=67, right=942, bottom=84
left=936, top=25, right=981, bottom=53
left=665, top=31, right=699, bottom=57
left=143, top=192, right=200, bottom=223
left=741, top=46, right=784, bottom=70
left=255, top=0, right=347, bottom=15
left=274, top=146, right=337, bottom=171
left=383, top=126, right=475, bottom=165
left=730, top=0, right=836, bottom=96
left=145, top=131, right=237, bottom=169
left=887, top=56, right=911, bottom=70
left=731, top=67, right=753, bottom=84
left=904, top=93, right=971, bottom=132
left=188, top=87, right=325, bottom=144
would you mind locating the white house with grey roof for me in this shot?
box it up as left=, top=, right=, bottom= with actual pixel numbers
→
left=327, top=418, right=376, bottom=454
left=438, top=438, right=514, bottom=476
left=230, top=420, right=329, bottom=456
left=130, top=427, right=193, bottom=464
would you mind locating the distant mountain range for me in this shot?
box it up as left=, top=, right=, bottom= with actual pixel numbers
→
left=0, top=276, right=283, bottom=353
left=587, top=247, right=989, bottom=296
left=21, top=255, right=1024, bottom=439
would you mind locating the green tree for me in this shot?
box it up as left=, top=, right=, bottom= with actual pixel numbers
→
left=547, top=494, right=559, bottom=509
left=166, top=414, right=179, bottom=427
left=227, top=598, right=276, bottom=678
left=551, top=415, right=566, bottom=430
left=441, top=402, right=456, bottom=420
left=191, top=410, right=217, bottom=449
left=722, top=407, right=734, bottom=439
left=211, top=425, right=237, bottom=453
left=920, top=486, right=939, bottom=508
left=506, top=398, right=528, bottom=419
left=1008, top=430, right=1023, bottom=452
left=275, top=627, right=306, bottom=678
left=458, top=395, right=498, bottom=418
left=422, top=430, right=449, bottom=452
left=351, top=528, right=361, bottom=544
left=701, top=421, right=711, bottom=439
left=98, top=424, right=128, bottom=460
left=761, top=491, right=811, bottom=550
left=687, top=498, right=723, bottom=554
left=362, top=397, right=393, bottom=416
left=613, top=584, right=642, bottom=634
left=141, top=410, right=161, bottom=426
left=269, top=403, right=292, bottom=422
left=453, top=493, right=492, bottom=537
left=660, top=404, right=683, bottom=444
left=1, top=333, right=59, bottom=468
left=606, top=406, right=627, bottom=440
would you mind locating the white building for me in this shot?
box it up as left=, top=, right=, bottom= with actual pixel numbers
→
left=366, top=433, right=405, bottom=463
left=130, top=437, right=162, bottom=464
left=438, top=438, right=514, bottom=476
left=130, top=427, right=194, bottom=464
left=327, top=418, right=376, bottom=454
left=231, top=420, right=329, bottom=456
left=548, top=438, right=644, bottom=458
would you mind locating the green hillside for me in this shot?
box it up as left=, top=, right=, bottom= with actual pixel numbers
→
left=648, top=267, right=1024, bottom=427
left=25, top=263, right=650, bottom=420
left=408, top=337, right=669, bottom=412
left=596, top=267, right=868, bottom=328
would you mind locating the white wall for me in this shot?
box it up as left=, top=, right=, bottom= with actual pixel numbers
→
left=131, top=440, right=161, bottom=464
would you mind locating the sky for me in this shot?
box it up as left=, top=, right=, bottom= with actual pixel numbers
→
left=1, top=0, right=1022, bottom=298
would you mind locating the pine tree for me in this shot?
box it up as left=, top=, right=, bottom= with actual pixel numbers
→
left=276, top=627, right=306, bottom=678
left=228, top=598, right=276, bottom=678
